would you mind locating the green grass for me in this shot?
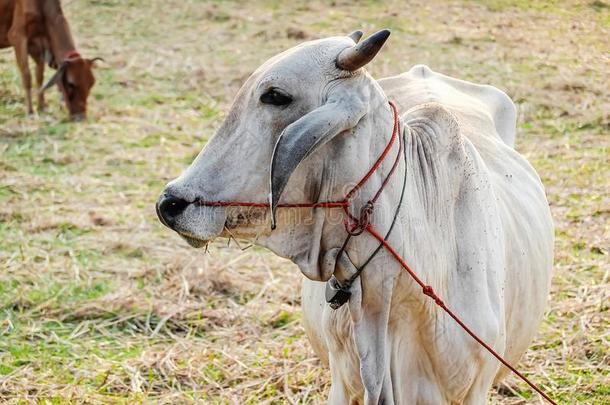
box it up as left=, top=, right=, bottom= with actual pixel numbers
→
left=1, top=0, right=608, bottom=403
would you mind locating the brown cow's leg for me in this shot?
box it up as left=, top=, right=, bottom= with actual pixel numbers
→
left=13, top=38, right=33, bottom=115
left=34, top=56, right=45, bottom=112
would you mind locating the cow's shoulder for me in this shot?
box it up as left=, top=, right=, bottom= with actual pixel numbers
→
left=402, top=102, right=472, bottom=220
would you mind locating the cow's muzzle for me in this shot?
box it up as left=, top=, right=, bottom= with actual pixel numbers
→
left=155, top=191, right=226, bottom=248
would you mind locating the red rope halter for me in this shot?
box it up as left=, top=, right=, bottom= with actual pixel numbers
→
left=196, top=101, right=557, bottom=404
left=64, top=50, right=81, bottom=60
left=196, top=101, right=401, bottom=229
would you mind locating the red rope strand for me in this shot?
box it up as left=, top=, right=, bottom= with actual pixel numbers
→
left=65, top=50, right=81, bottom=60
left=345, top=101, right=400, bottom=201
left=195, top=200, right=347, bottom=208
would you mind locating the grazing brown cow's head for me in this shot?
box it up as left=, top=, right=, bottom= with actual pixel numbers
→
left=43, top=56, right=100, bottom=121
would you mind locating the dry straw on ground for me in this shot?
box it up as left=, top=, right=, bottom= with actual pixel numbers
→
left=0, top=0, right=608, bottom=404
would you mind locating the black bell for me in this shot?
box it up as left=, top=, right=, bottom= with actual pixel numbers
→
left=325, top=275, right=352, bottom=310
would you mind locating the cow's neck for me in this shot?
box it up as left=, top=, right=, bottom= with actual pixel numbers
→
left=315, top=91, right=408, bottom=275
left=342, top=106, right=468, bottom=297
left=41, top=1, right=78, bottom=62
left=328, top=103, right=490, bottom=403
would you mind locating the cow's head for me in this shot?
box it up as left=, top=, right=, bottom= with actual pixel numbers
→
left=157, top=30, right=393, bottom=280
left=42, top=56, right=100, bottom=121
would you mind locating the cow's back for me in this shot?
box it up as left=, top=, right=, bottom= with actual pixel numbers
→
left=379, top=65, right=554, bottom=377
left=0, top=0, right=48, bottom=48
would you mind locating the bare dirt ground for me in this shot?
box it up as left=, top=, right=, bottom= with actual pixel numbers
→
left=0, top=0, right=608, bottom=403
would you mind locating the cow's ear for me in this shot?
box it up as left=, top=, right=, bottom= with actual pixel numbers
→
left=347, top=30, right=363, bottom=44
left=40, top=62, right=68, bottom=93
left=269, top=86, right=368, bottom=228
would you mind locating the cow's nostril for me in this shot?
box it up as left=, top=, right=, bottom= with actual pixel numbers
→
left=157, top=193, right=190, bottom=228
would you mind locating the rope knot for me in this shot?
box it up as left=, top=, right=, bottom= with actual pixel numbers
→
left=345, top=201, right=375, bottom=236
left=423, top=285, right=445, bottom=307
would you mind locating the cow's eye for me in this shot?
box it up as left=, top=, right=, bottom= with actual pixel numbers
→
left=260, top=89, right=292, bottom=106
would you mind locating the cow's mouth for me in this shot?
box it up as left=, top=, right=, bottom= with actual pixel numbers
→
left=172, top=211, right=269, bottom=249
left=178, top=232, right=211, bottom=248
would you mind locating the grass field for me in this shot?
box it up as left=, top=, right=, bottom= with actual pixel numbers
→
left=1, top=0, right=608, bottom=403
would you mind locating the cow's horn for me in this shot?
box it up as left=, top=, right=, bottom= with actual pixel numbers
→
left=347, top=30, right=363, bottom=43
left=40, top=62, right=68, bottom=93
left=336, top=29, right=391, bottom=71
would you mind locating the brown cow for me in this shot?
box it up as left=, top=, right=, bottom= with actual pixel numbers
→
left=0, top=0, right=99, bottom=120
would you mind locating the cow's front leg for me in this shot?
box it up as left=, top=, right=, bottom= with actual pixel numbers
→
left=34, top=57, right=46, bottom=112
left=348, top=256, right=399, bottom=405
left=461, top=354, right=500, bottom=405
left=327, top=369, right=352, bottom=405
left=11, top=37, right=34, bottom=115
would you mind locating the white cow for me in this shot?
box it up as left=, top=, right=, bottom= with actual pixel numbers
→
left=157, top=30, right=554, bottom=404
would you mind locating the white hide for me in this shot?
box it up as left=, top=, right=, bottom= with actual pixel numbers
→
left=160, top=35, right=554, bottom=405
left=301, top=66, right=554, bottom=404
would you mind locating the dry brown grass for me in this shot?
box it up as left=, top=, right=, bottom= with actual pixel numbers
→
left=0, top=0, right=608, bottom=403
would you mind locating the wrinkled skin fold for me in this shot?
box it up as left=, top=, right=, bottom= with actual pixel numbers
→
left=157, top=31, right=554, bottom=404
